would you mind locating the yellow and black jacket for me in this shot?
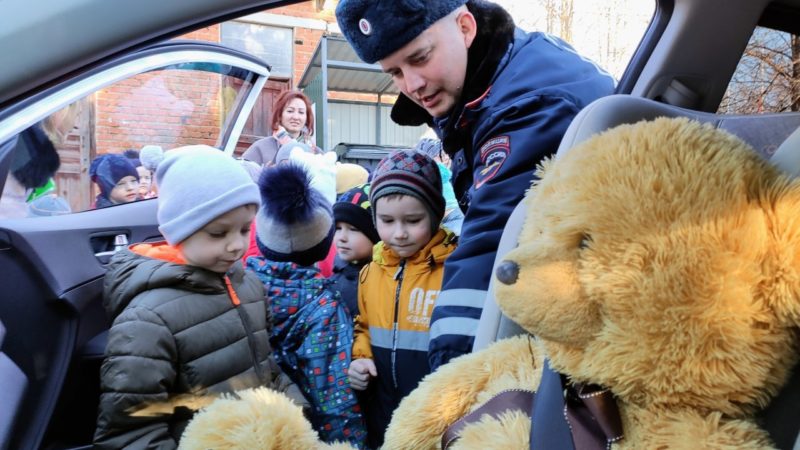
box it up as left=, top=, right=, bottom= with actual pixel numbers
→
left=354, top=229, right=456, bottom=441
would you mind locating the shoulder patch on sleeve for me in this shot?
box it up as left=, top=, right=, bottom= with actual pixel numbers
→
left=475, top=135, right=510, bottom=189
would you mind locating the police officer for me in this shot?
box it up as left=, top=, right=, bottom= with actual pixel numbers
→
left=336, top=0, right=615, bottom=371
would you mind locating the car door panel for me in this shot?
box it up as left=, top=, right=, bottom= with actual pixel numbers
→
left=0, top=41, right=270, bottom=450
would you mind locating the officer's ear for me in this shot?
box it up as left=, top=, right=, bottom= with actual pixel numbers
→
left=455, top=8, right=477, bottom=49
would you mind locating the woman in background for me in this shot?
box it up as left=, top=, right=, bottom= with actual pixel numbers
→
left=242, top=90, right=320, bottom=166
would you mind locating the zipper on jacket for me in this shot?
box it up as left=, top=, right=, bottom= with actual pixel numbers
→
left=390, top=260, right=406, bottom=390
left=225, top=275, right=267, bottom=384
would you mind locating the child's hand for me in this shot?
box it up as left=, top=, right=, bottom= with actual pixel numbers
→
left=349, top=358, right=377, bottom=390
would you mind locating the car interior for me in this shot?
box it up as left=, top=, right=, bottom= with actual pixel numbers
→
left=1, top=0, right=800, bottom=449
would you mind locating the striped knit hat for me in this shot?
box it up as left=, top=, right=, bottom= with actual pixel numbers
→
left=369, top=149, right=444, bottom=234
left=334, top=183, right=379, bottom=244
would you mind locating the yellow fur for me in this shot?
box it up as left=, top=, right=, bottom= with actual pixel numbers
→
left=382, top=335, right=541, bottom=450
left=179, top=388, right=334, bottom=450
left=181, top=118, right=800, bottom=449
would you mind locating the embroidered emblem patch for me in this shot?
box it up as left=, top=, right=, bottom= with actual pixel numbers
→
left=359, top=18, right=372, bottom=35
left=475, top=135, right=510, bottom=189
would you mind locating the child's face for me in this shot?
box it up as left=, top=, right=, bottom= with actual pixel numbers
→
left=375, top=195, right=432, bottom=259
left=180, top=204, right=256, bottom=274
left=109, top=175, right=140, bottom=204
left=334, top=221, right=374, bottom=262
left=136, top=166, right=152, bottom=196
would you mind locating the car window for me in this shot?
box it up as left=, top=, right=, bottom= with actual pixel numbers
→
left=496, top=0, right=655, bottom=80
left=719, top=26, right=800, bottom=114
left=0, top=62, right=261, bottom=217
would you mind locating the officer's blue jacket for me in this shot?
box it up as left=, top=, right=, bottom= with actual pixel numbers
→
left=426, top=26, right=615, bottom=369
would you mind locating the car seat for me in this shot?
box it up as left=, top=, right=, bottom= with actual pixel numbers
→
left=471, top=94, right=800, bottom=449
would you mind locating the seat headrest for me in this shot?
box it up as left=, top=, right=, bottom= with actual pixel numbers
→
left=556, top=95, right=703, bottom=159
left=769, top=126, right=800, bottom=177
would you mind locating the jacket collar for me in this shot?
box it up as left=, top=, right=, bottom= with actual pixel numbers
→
left=390, top=0, right=516, bottom=156
left=373, top=228, right=457, bottom=270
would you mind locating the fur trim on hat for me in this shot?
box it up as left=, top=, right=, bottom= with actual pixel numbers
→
left=336, top=0, right=468, bottom=64
left=259, top=163, right=324, bottom=224
left=255, top=163, right=334, bottom=266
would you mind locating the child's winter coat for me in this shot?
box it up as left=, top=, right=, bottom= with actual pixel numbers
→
left=354, top=228, right=457, bottom=445
left=95, top=243, right=305, bottom=450
left=328, top=255, right=369, bottom=317
left=247, top=257, right=367, bottom=447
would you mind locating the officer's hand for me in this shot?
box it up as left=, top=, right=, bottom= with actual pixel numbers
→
left=349, top=358, right=377, bottom=390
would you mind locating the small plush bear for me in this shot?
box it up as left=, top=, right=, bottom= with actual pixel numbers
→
left=180, top=117, right=800, bottom=450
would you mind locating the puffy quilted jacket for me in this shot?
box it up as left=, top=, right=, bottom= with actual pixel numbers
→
left=94, top=243, right=304, bottom=450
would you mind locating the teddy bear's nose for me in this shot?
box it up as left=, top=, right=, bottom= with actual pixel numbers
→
left=495, top=260, right=519, bottom=285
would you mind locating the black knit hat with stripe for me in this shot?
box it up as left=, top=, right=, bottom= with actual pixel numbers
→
left=334, top=183, right=380, bottom=244
left=369, top=149, right=444, bottom=233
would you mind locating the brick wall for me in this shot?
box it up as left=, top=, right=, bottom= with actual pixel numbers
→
left=93, top=1, right=377, bottom=158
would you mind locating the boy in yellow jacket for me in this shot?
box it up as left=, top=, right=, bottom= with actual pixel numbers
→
left=349, top=149, right=457, bottom=448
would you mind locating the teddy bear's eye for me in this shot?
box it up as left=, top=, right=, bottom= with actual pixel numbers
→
left=579, top=234, right=591, bottom=250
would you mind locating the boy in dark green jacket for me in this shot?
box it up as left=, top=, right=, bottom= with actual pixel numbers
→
left=95, top=146, right=305, bottom=450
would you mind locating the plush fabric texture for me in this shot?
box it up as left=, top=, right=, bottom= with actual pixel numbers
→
left=383, top=117, right=800, bottom=449
left=333, top=183, right=379, bottom=244
left=255, top=163, right=334, bottom=266
left=335, top=162, right=369, bottom=194
left=155, top=145, right=260, bottom=245
left=369, top=149, right=445, bottom=232
left=335, top=0, right=468, bottom=64
left=181, top=387, right=359, bottom=450
left=89, top=153, right=139, bottom=198
left=179, top=118, right=800, bottom=449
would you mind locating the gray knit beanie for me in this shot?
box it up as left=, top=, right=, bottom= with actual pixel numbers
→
left=156, top=145, right=261, bottom=245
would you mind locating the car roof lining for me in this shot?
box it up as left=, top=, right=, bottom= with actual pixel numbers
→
left=0, top=0, right=299, bottom=109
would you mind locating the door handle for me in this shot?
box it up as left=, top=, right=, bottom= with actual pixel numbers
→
left=92, top=233, right=129, bottom=264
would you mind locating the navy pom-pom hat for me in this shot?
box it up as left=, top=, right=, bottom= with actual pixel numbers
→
left=89, top=153, right=139, bottom=198
left=255, top=162, right=335, bottom=266
left=335, top=0, right=468, bottom=64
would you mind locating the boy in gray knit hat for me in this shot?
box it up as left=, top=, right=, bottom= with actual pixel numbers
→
left=95, top=145, right=306, bottom=449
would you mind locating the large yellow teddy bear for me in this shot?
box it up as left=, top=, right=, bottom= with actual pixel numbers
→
left=180, top=117, right=800, bottom=449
